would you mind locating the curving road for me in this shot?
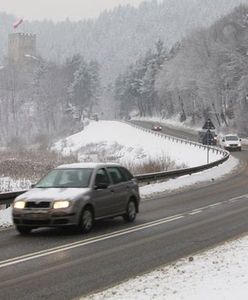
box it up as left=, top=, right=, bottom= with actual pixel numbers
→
left=0, top=121, right=248, bottom=299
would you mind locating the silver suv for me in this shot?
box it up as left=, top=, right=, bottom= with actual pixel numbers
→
left=12, top=163, right=140, bottom=234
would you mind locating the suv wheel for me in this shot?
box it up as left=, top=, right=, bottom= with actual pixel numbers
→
left=16, top=226, right=32, bottom=235
left=123, top=200, right=136, bottom=222
left=79, top=208, right=94, bottom=233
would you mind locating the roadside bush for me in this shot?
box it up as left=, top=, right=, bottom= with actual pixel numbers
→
left=125, top=156, right=187, bottom=175
left=0, top=148, right=78, bottom=181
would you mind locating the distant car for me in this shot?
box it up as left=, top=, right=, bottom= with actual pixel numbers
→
left=152, top=124, right=162, bottom=131
left=12, top=163, right=140, bottom=235
left=218, top=134, right=242, bottom=151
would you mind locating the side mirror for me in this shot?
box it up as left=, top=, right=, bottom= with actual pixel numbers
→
left=95, top=182, right=108, bottom=190
left=31, top=183, right=36, bottom=188
left=222, top=139, right=225, bottom=142
left=240, top=138, right=242, bottom=142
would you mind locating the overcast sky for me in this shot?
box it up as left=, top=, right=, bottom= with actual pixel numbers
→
left=0, top=0, right=147, bottom=22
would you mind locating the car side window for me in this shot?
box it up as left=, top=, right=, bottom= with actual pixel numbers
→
left=119, top=167, right=133, bottom=181
left=107, top=167, right=126, bottom=184
left=95, top=168, right=110, bottom=186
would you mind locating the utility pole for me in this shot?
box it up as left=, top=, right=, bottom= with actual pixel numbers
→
left=207, top=127, right=210, bottom=164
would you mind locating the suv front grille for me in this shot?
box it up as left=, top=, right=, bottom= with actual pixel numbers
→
left=25, top=201, right=50, bottom=209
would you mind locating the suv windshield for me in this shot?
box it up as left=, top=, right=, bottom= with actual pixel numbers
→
left=35, top=168, right=93, bottom=188
left=226, top=136, right=238, bottom=141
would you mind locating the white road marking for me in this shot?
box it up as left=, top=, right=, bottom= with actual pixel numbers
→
left=1, top=194, right=248, bottom=269
left=228, top=195, right=248, bottom=203
left=0, top=214, right=184, bottom=268
left=189, top=210, right=202, bottom=215
left=208, top=202, right=222, bottom=208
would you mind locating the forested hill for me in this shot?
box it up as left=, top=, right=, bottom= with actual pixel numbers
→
left=115, top=5, right=248, bottom=135
left=0, top=0, right=247, bottom=83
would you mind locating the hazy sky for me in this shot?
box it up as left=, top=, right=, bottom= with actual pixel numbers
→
left=0, top=0, right=147, bottom=22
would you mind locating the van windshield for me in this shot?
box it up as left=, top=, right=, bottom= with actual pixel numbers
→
left=35, top=168, right=93, bottom=188
left=226, top=136, right=238, bottom=141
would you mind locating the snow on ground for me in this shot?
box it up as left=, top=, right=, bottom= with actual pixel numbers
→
left=0, top=119, right=244, bottom=299
left=86, top=234, right=248, bottom=300
left=0, top=207, right=12, bottom=228
left=53, top=121, right=222, bottom=167
left=0, top=177, right=31, bottom=192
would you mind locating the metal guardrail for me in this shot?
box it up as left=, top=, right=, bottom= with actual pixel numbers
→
left=135, top=154, right=229, bottom=182
left=0, top=122, right=230, bottom=206
left=0, top=191, right=26, bottom=206
left=127, top=121, right=230, bottom=182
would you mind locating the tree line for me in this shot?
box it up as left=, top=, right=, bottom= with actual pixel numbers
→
left=0, top=54, right=100, bottom=146
left=1, top=3, right=248, bottom=147
left=115, top=5, right=248, bottom=136
left=0, top=0, right=245, bottom=84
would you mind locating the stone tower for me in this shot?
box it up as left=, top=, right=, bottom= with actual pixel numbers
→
left=8, top=33, right=36, bottom=64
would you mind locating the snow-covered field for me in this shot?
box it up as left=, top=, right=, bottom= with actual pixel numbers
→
left=0, top=120, right=224, bottom=194
left=86, top=233, right=248, bottom=300
left=53, top=121, right=222, bottom=167
left=0, top=119, right=245, bottom=299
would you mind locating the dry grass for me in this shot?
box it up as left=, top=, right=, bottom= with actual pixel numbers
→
left=124, top=156, right=187, bottom=175
left=0, top=148, right=78, bottom=181
left=0, top=147, right=186, bottom=184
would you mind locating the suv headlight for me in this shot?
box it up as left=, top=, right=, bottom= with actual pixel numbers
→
left=14, top=201, right=26, bottom=209
left=53, top=200, right=70, bottom=209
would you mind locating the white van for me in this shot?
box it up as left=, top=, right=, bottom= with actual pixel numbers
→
left=218, top=134, right=242, bottom=151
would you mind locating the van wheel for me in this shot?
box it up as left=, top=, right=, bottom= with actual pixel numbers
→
left=16, top=226, right=32, bottom=235
left=78, top=208, right=94, bottom=233
left=123, top=200, right=136, bottom=222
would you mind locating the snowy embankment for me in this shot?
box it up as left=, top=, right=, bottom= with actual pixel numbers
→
left=53, top=121, right=222, bottom=167
left=0, top=207, right=12, bottom=228
left=0, top=177, right=31, bottom=193
left=0, top=120, right=238, bottom=228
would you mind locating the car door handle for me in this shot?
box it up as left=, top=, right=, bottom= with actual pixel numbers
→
left=110, top=189, right=115, bottom=193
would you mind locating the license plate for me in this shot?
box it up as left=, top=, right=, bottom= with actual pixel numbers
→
left=27, top=213, right=47, bottom=219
